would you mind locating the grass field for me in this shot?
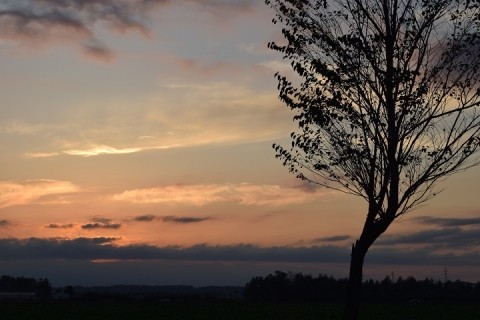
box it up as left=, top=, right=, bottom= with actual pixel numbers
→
left=0, top=301, right=479, bottom=320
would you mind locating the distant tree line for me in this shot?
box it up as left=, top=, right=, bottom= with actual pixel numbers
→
left=0, top=275, right=52, bottom=298
left=244, top=271, right=480, bottom=304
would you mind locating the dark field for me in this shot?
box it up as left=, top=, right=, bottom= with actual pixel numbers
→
left=1, top=301, right=479, bottom=320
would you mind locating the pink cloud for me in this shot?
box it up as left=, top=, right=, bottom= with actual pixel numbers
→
left=0, top=180, right=81, bottom=208
left=112, top=183, right=334, bottom=206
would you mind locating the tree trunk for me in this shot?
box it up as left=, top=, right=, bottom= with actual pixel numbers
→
left=343, top=241, right=367, bottom=320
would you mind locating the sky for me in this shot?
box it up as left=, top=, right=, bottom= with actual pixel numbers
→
left=0, top=0, right=479, bottom=287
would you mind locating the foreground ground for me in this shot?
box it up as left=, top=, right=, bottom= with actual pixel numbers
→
left=1, top=301, right=479, bottom=320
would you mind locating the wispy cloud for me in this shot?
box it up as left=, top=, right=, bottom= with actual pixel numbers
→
left=0, top=219, right=10, bottom=227
left=412, top=216, right=480, bottom=227
left=4, top=121, right=46, bottom=136
left=0, top=0, right=157, bottom=60
left=0, top=237, right=348, bottom=262
left=133, top=214, right=211, bottom=224
left=45, top=223, right=74, bottom=229
left=133, top=215, right=157, bottom=222
left=64, top=145, right=143, bottom=157
left=0, top=180, right=81, bottom=208
left=81, top=223, right=121, bottom=230
left=162, top=216, right=211, bottom=224
left=112, top=183, right=331, bottom=206
left=1, top=237, right=479, bottom=267
left=378, top=228, right=480, bottom=250
left=25, top=144, right=182, bottom=158
left=312, top=235, right=352, bottom=243
left=0, top=0, right=259, bottom=60
left=81, top=217, right=121, bottom=230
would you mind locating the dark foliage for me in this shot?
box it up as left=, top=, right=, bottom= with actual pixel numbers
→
left=264, top=0, right=480, bottom=318
left=0, top=275, right=52, bottom=298
left=244, top=271, right=346, bottom=302
left=244, top=271, right=480, bottom=304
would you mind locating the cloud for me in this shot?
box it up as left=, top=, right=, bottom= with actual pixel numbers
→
left=0, top=0, right=259, bottom=60
left=64, top=145, right=144, bottom=157
left=0, top=180, right=81, bottom=208
left=81, top=217, right=121, bottom=230
left=0, top=237, right=478, bottom=267
left=45, top=223, right=74, bottom=229
left=0, top=0, right=156, bottom=60
left=162, top=216, right=211, bottom=224
left=377, top=227, right=480, bottom=250
left=0, top=219, right=10, bottom=227
left=0, top=237, right=348, bottom=262
left=20, top=80, right=289, bottom=160
left=133, top=215, right=210, bottom=223
left=112, top=183, right=331, bottom=206
left=133, top=215, right=157, bottom=222
left=312, top=235, right=352, bottom=243
left=4, top=121, right=46, bottom=136
left=91, top=217, right=113, bottom=224
left=25, top=144, right=182, bottom=158
left=412, top=216, right=480, bottom=227
left=81, top=223, right=121, bottom=230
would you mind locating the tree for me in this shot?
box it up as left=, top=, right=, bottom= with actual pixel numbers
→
left=265, top=0, right=480, bottom=319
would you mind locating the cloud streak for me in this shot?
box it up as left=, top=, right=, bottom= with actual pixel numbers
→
left=0, top=180, right=80, bottom=208
left=81, top=223, right=121, bottom=230
left=0, top=219, right=10, bottom=227
left=81, top=217, right=121, bottom=230
left=378, top=227, right=480, bottom=250
left=0, top=237, right=478, bottom=267
left=162, top=216, right=211, bottom=224
left=0, top=0, right=170, bottom=59
left=412, top=216, right=480, bottom=227
left=113, top=183, right=331, bottom=206
left=25, top=144, right=182, bottom=158
left=133, top=215, right=211, bottom=224
left=0, top=237, right=348, bottom=262
left=0, top=0, right=258, bottom=60
left=133, top=215, right=157, bottom=222
left=312, top=235, right=352, bottom=243
left=45, top=223, right=75, bottom=229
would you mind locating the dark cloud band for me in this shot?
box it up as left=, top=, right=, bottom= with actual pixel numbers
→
left=81, top=223, right=121, bottom=230
left=0, top=237, right=478, bottom=267
left=45, top=223, right=75, bottom=229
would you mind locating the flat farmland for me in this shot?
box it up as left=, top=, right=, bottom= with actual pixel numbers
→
left=0, top=301, right=479, bottom=320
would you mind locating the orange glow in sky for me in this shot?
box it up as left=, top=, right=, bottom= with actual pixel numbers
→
left=0, top=0, right=479, bottom=286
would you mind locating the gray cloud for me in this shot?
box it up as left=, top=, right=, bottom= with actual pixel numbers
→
left=132, top=215, right=211, bottom=223
left=378, top=227, right=480, bottom=249
left=0, top=237, right=478, bottom=267
left=412, top=216, right=480, bottom=227
left=81, top=223, right=121, bottom=230
left=0, top=0, right=257, bottom=60
left=91, top=217, right=114, bottom=224
left=161, top=216, right=211, bottom=224
left=45, top=223, right=75, bottom=229
left=80, top=216, right=121, bottom=229
left=0, top=0, right=163, bottom=60
left=0, top=237, right=348, bottom=262
left=0, top=219, right=10, bottom=227
left=134, top=214, right=157, bottom=222
left=313, top=235, right=352, bottom=243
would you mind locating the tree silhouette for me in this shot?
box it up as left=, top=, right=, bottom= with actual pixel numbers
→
left=265, top=1, right=480, bottom=319
left=244, top=271, right=480, bottom=304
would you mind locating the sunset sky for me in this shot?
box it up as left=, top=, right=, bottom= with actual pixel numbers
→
left=0, top=0, right=479, bottom=287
